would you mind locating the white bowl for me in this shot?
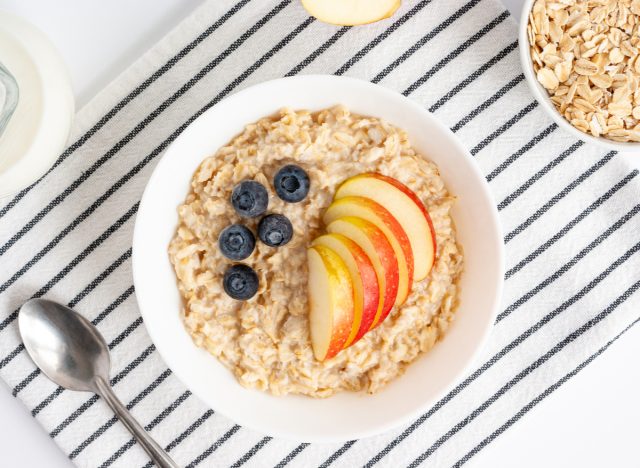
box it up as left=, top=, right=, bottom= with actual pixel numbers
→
left=132, top=75, right=504, bottom=443
left=518, top=0, right=639, bottom=153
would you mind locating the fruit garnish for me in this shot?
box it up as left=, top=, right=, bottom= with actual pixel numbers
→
left=312, top=234, right=379, bottom=347
left=323, top=196, right=413, bottom=305
left=274, top=164, right=310, bottom=203
left=307, top=244, right=354, bottom=361
left=301, top=0, right=401, bottom=26
left=218, top=224, right=255, bottom=261
left=335, top=173, right=436, bottom=280
left=326, top=217, right=399, bottom=329
left=223, top=264, right=259, bottom=300
left=306, top=173, right=437, bottom=360
left=231, top=180, right=269, bottom=218
left=258, top=213, right=293, bottom=247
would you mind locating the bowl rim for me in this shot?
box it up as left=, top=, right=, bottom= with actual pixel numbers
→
left=132, top=74, right=505, bottom=443
left=518, top=0, right=638, bottom=153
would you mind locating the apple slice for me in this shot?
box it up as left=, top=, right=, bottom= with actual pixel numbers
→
left=326, top=217, right=399, bottom=328
left=323, top=196, right=413, bottom=305
left=307, top=245, right=355, bottom=361
left=301, top=0, right=401, bottom=26
left=313, top=234, right=379, bottom=347
left=335, top=173, right=436, bottom=280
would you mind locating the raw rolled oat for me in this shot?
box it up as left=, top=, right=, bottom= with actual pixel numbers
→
left=528, top=0, right=640, bottom=142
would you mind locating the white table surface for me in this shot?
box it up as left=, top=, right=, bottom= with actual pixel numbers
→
left=0, top=0, right=638, bottom=467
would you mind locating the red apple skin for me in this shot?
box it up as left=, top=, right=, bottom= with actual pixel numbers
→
left=335, top=173, right=437, bottom=280
left=326, top=217, right=399, bottom=329
left=323, top=196, right=414, bottom=305
left=313, top=234, right=379, bottom=347
left=369, top=173, right=437, bottom=262
left=307, top=245, right=355, bottom=361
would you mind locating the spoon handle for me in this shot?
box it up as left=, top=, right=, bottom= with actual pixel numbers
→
left=94, top=377, right=180, bottom=468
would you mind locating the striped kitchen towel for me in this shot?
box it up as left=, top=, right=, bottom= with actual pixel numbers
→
left=1, top=0, right=639, bottom=467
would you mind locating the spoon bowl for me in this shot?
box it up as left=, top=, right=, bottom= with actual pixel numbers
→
left=19, top=298, right=109, bottom=393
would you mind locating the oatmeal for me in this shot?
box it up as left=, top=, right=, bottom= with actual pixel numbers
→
left=168, top=106, right=463, bottom=397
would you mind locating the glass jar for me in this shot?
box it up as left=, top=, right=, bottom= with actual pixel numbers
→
left=0, top=61, right=19, bottom=139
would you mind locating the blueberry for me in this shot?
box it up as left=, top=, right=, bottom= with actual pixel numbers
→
left=273, top=165, right=310, bottom=203
left=223, top=264, right=259, bottom=300
left=258, top=214, right=293, bottom=247
left=231, top=181, right=268, bottom=217
left=218, top=224, right=255, bottom=260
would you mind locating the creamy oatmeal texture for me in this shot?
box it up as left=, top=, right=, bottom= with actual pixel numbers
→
left=168, top=107, right=463, bottom=397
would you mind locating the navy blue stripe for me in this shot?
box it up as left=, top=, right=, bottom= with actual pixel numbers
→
left=402, top=11, right=511, bottom=95
left=184, top=425, right=241, bottom=468
left=0, top=247, right=132, bottom=337
left=371, top=0, right=483, bottom=83
left=0, top=344, right=24, bottom=370
left=408, top=279, right=640, bottom=467
left=1, top=249, right=132, bottom=371
left=166, top=410, right=215, bottom=452
left=69, top=369, right=172, bottom=459
left=401, top=11, right=511, bottom=97
left=0, top=201, right=138, bottom=295
left=318, top=441, right=357, bottom=468
left=108, top=317, right=143, bottom=350
left=12, top=370, right=38, bottom=397
left=451, top=73, right=525, bottom=133
left=470, top=101, right=539, bottom=155
left=506, top=172, right=638, bottom=280
left=486, top=124, right=557, bottom=182
left=230, top=437, right=272, bottom=468
left=98, top=390, right=191, bottom=468
left=505, top=151, right=616, bottom=243
left=498, top=141, right=583, bottom=211
left=275, top=444, right=309, bottom=468
left=286, top=27, right=350, bottom=77
left=498, top=204, right=640, bottom=322
left=454, top=315, right=640, bottom=467
left=142, top=410, right=216, bottom=468
left=428, top=40, right=518, bottom=112
left=0, top=0, right=252, bottom=220
left=335, top=0, right=434, bottom=76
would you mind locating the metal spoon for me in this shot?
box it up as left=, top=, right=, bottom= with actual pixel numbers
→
left=18, top=298, right=179, bottom=468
